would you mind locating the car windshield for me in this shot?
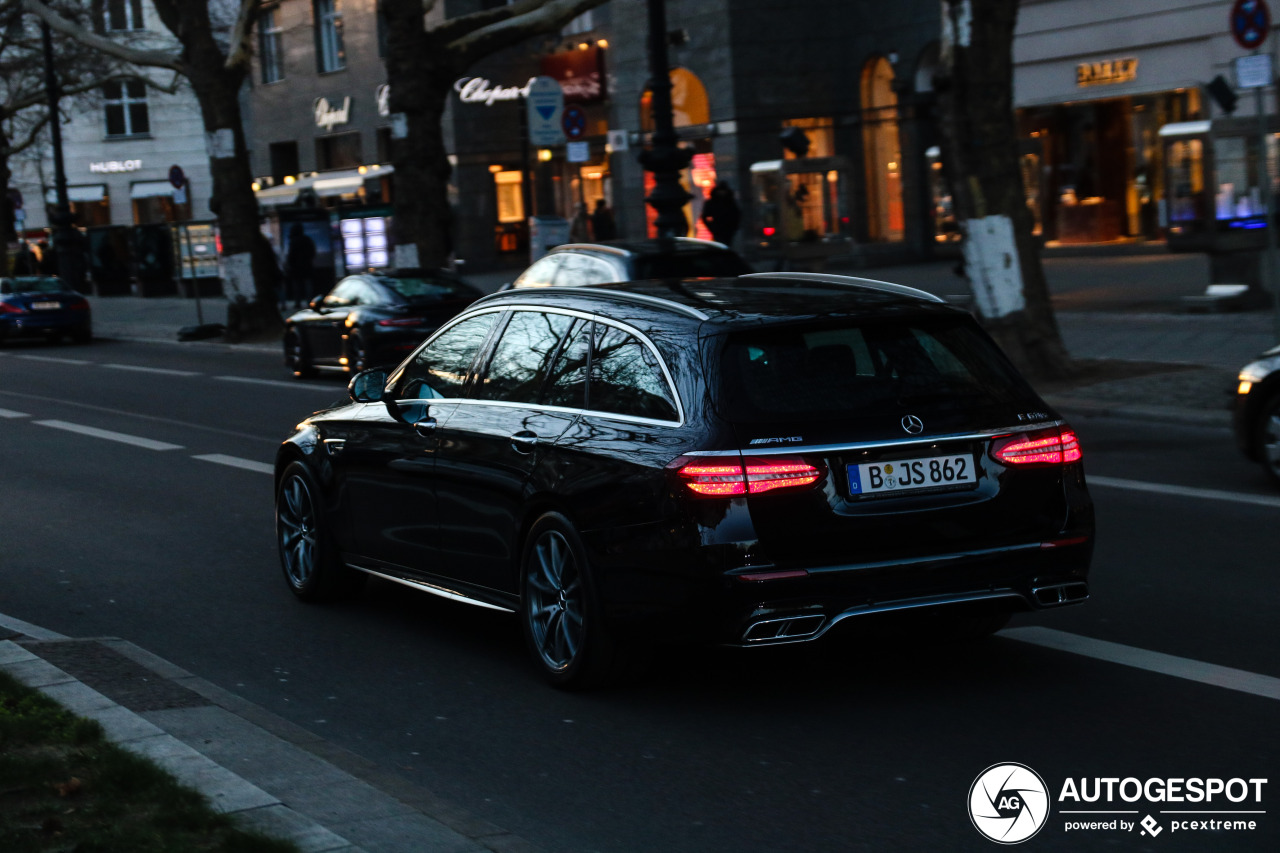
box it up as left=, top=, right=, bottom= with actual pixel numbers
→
left=634, top=251, right=753, bottom=279
left=379, top=275, right=475, bottom=303
left=718, top=316, right=1035, bottom=422
left=3, top=277, right=65, bottom=295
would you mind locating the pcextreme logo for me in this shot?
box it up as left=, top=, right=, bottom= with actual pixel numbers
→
left=968, top=764, right=1268, bottom=844
left=969, top=763, right=1050, bottom=844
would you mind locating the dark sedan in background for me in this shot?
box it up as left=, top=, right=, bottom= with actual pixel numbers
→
left=0, top=276, right=91, bottom=345
left=284, top=269, right=482, bottom=378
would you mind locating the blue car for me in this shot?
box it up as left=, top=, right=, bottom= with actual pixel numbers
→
left=0, top=276, right=92, bottom=345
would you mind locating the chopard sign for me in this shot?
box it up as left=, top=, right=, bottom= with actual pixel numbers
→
left=314, top=96, right=352, bottom=130
left=454, top=76, right=536, bottom=106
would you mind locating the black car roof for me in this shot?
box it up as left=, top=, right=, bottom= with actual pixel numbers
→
left=472, top=273, right=959, bottom=328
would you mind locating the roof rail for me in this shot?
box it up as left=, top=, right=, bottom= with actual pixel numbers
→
left=472, top=285, right=711, bottom=321
left=740, top=272, right=945, bottom=303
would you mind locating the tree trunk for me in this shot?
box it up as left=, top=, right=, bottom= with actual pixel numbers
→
left=937, top=0, right=1072, bottom=382
left=0, top=121, right=14, bottom=247
left=384, top=0, right=455, bottom=270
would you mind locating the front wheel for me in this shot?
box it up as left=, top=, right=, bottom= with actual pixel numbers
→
left=520, top=513, right=632, bottom=689
left=285, top=331, right=317, bottom=379
left=1253, top=392, right=1280, bottom=488
left=275, top=461, right=364, bottom=601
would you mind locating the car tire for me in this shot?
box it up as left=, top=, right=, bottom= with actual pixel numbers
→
left=285, top=331, right=317, bottom=379
left=520, top=512, right=635, bottom=689
left=346, top=333, right=368, bottom=373
left=1253, top=391, right=1280, bottom=487
left=275, top=461, right=364, bottom=602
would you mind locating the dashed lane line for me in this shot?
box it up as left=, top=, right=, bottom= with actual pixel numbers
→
left=215, top=375, right=340, bottom=391
left=1004, top=627, right=1280, bottom=702
left=13, top=354, right=92, bottom=366
left=192, top=454, right=274, bottom=475
left=0, top=408, right=29, bottom=419
left=34, top=420, right=184, bottom=451
left=1087, top=475, right=1280, bottom=510
left=104, top=363, right=202, bottom=377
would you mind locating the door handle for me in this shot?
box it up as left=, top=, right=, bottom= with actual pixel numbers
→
left=413, top=418, right=437, bottom=438
left=510, top=430, right=538, bottom=453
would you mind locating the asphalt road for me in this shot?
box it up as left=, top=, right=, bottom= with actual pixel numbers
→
left=1, top=336, right=1276, bottom=852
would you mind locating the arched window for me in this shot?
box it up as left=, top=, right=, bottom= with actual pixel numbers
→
left=861, top=57, right=904, bottom=242
left=639, top=68, right=714, bottom=238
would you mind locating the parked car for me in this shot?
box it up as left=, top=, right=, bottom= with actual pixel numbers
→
left=1234, top=344, right=1280, bottom=486
left=509, top=237, right=753, bottom=288
left=0, top=276, right=91, bottom=345
left=284, top=269, right=482, bottom=378
left=273, top=272, right=1094, bottom=688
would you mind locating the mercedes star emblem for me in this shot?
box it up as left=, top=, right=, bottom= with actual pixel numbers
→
left=901, top=414, right=924, bottom=435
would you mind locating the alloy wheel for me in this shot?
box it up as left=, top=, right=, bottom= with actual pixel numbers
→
left=525, top=530, right=586, bottom=671
left=278, top=474, right=318, bottom=589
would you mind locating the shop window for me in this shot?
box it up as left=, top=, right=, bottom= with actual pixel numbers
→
left=259, top=7, right=284, bottom=84
left=495, top=170, right=525, bottom=224
left=104, top=81, right=149, bottom=138
left=376, top=127, right=393, bottom=163
left=317, top=131, right=362, bottom=171
left=640, top=67, right=709, bottom=132
left=105, top=0, right=144, bottom=31
left=861, top=57, right=904, bottom=242
left=781, top=118, right=835, bottom=160
left=314, top=0, right=345, bottom=73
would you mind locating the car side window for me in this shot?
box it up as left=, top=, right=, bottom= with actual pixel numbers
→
left=392, top=313, right=498, bottom=400
left=542, top=320, right=591, bottom=409
left=589, top=323, right=679, bottom=422
left=513, top=256, right=563, bottom=288
left=474, top=310, right=575, bottom=403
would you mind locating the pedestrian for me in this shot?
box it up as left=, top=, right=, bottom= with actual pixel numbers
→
left=569, top=202, right=591, bottom=243
left=701, top=181, right=741, bottom=247
left=36, top=239, right=57, bottom=275
left=11, top=241, right=37, bottom=274
left=590, top=198, right=617, bottom=241
left=283, top=222, right=316, bottom=310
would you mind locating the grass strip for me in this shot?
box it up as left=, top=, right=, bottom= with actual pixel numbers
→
left=0, top=668, right=299, bottom=853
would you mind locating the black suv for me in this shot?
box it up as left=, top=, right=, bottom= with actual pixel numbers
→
left=274, top=273, right=1094, bottom=687
left=509, top=237, right=753, bottom=288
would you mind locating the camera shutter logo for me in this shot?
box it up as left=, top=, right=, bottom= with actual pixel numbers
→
left=968, top=763, right=1050, bottom=844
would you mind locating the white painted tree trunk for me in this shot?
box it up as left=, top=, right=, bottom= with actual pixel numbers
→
left=961, top=214, right=1026, bottom=320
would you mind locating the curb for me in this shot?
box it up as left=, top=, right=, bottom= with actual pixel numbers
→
left=1045, top=395, right=1233, bottom=429
left=0, top=615, right=539, bottom=853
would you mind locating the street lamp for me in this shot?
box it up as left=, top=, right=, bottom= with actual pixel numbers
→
left=638, top=0, right=692, bottom=243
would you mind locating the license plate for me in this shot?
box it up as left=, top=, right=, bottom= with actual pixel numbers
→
left=31, top=301, right=61, bottom=310
left=848, top=454, right=976, bottom=496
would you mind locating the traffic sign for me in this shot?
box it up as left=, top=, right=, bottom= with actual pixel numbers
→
left=169, top=164, right=187, bottom=189
left=526, top=77, right=565, bottom=146
left=562, top=105, right=587, bottom=139
left=1232, top=0, right=1271, bottom=51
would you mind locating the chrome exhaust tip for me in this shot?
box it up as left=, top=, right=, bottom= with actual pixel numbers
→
left=1031, top=582, right=1089, bottom=607
left=742, top=614, right=826, bottom=643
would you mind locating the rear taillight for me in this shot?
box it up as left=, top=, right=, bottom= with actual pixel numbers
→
left=69, top=301, right=89, bottom=311
left=377, top=317, right=424, bottom=327
left=675, top=455, right=823, bottom=496
left=990, top=426, right=1082, bottom=467
left=0, top=302, right=24, bottom=314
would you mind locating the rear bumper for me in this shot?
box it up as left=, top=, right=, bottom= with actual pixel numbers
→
left=0, top=314, right=91, bottom=339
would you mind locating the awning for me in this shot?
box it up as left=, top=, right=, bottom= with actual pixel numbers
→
left=130, top=180, right=177, bottom=199
left=313, top=174, right=364, bottom=196
left=255, top=184, right=299, bottom=206
left=253, top=164, right=394, bottom=206
left=44, top=184, right=107, bottom=204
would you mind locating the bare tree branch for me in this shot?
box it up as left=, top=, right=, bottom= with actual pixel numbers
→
left=432, top=0, right=543, bottom=44
left=23, top=0, right=185, bottom=72
left=224, top=0, right=261, bottom=71
left=448, top=0, right=607, bottom=69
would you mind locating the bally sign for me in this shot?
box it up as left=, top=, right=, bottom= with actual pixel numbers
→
left=314, top=96, right=352, bottom=130
left=1077, top=57, right=1139, bottom=87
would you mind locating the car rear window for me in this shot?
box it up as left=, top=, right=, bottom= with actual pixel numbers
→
left=379, top=275, right=476, bottom=302
left=633, top=251, right=752, bottom=279
left=718, top=317, right=1035, bottom=422
left=2, top=277, right=64, bottom=294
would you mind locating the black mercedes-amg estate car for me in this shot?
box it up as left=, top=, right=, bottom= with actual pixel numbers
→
left=274, top=273, right=1094, bottom=688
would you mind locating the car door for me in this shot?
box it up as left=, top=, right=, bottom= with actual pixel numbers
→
left=304, top=278, right=363, bottom=363
left=433, top=309, right=583, bottom=592
left=338, top=310, right=502, bottom=574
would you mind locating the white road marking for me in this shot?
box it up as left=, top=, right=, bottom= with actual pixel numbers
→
left=34, top=420, right=183, bottom=451
left=1087, top=475, right=1280, bottom=510
left=1004, top=626, right=1280, bottom=702
left=0, top=408, right=30, bottom=418
left=104, top=363, right=202, bottom=377
left=14, top=354, right=91, bottom=365
left=216, top=375, right=338, bottom=391
left=192, top=454, right=273, bottom=475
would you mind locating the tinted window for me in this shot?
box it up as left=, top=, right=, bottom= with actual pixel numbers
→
left=393, top=313, right=498, bottom=400
left=378, top=274, right=478, bottom=303
left=633, top=250, right=752, bottom=279
left=322, top=280, right=363, bottom=308
left=589, top=324, right=679, bottom=421
left=475, top=311, right=575, bottom=404
left=542, top=320, right=591, bottom=409
left=719, top=318, right=1035, bottom=422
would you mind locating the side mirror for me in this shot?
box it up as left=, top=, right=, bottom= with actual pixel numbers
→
left=348, top=368, right=389, bottom=403
left=308, top=295, right=324, bottom=311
